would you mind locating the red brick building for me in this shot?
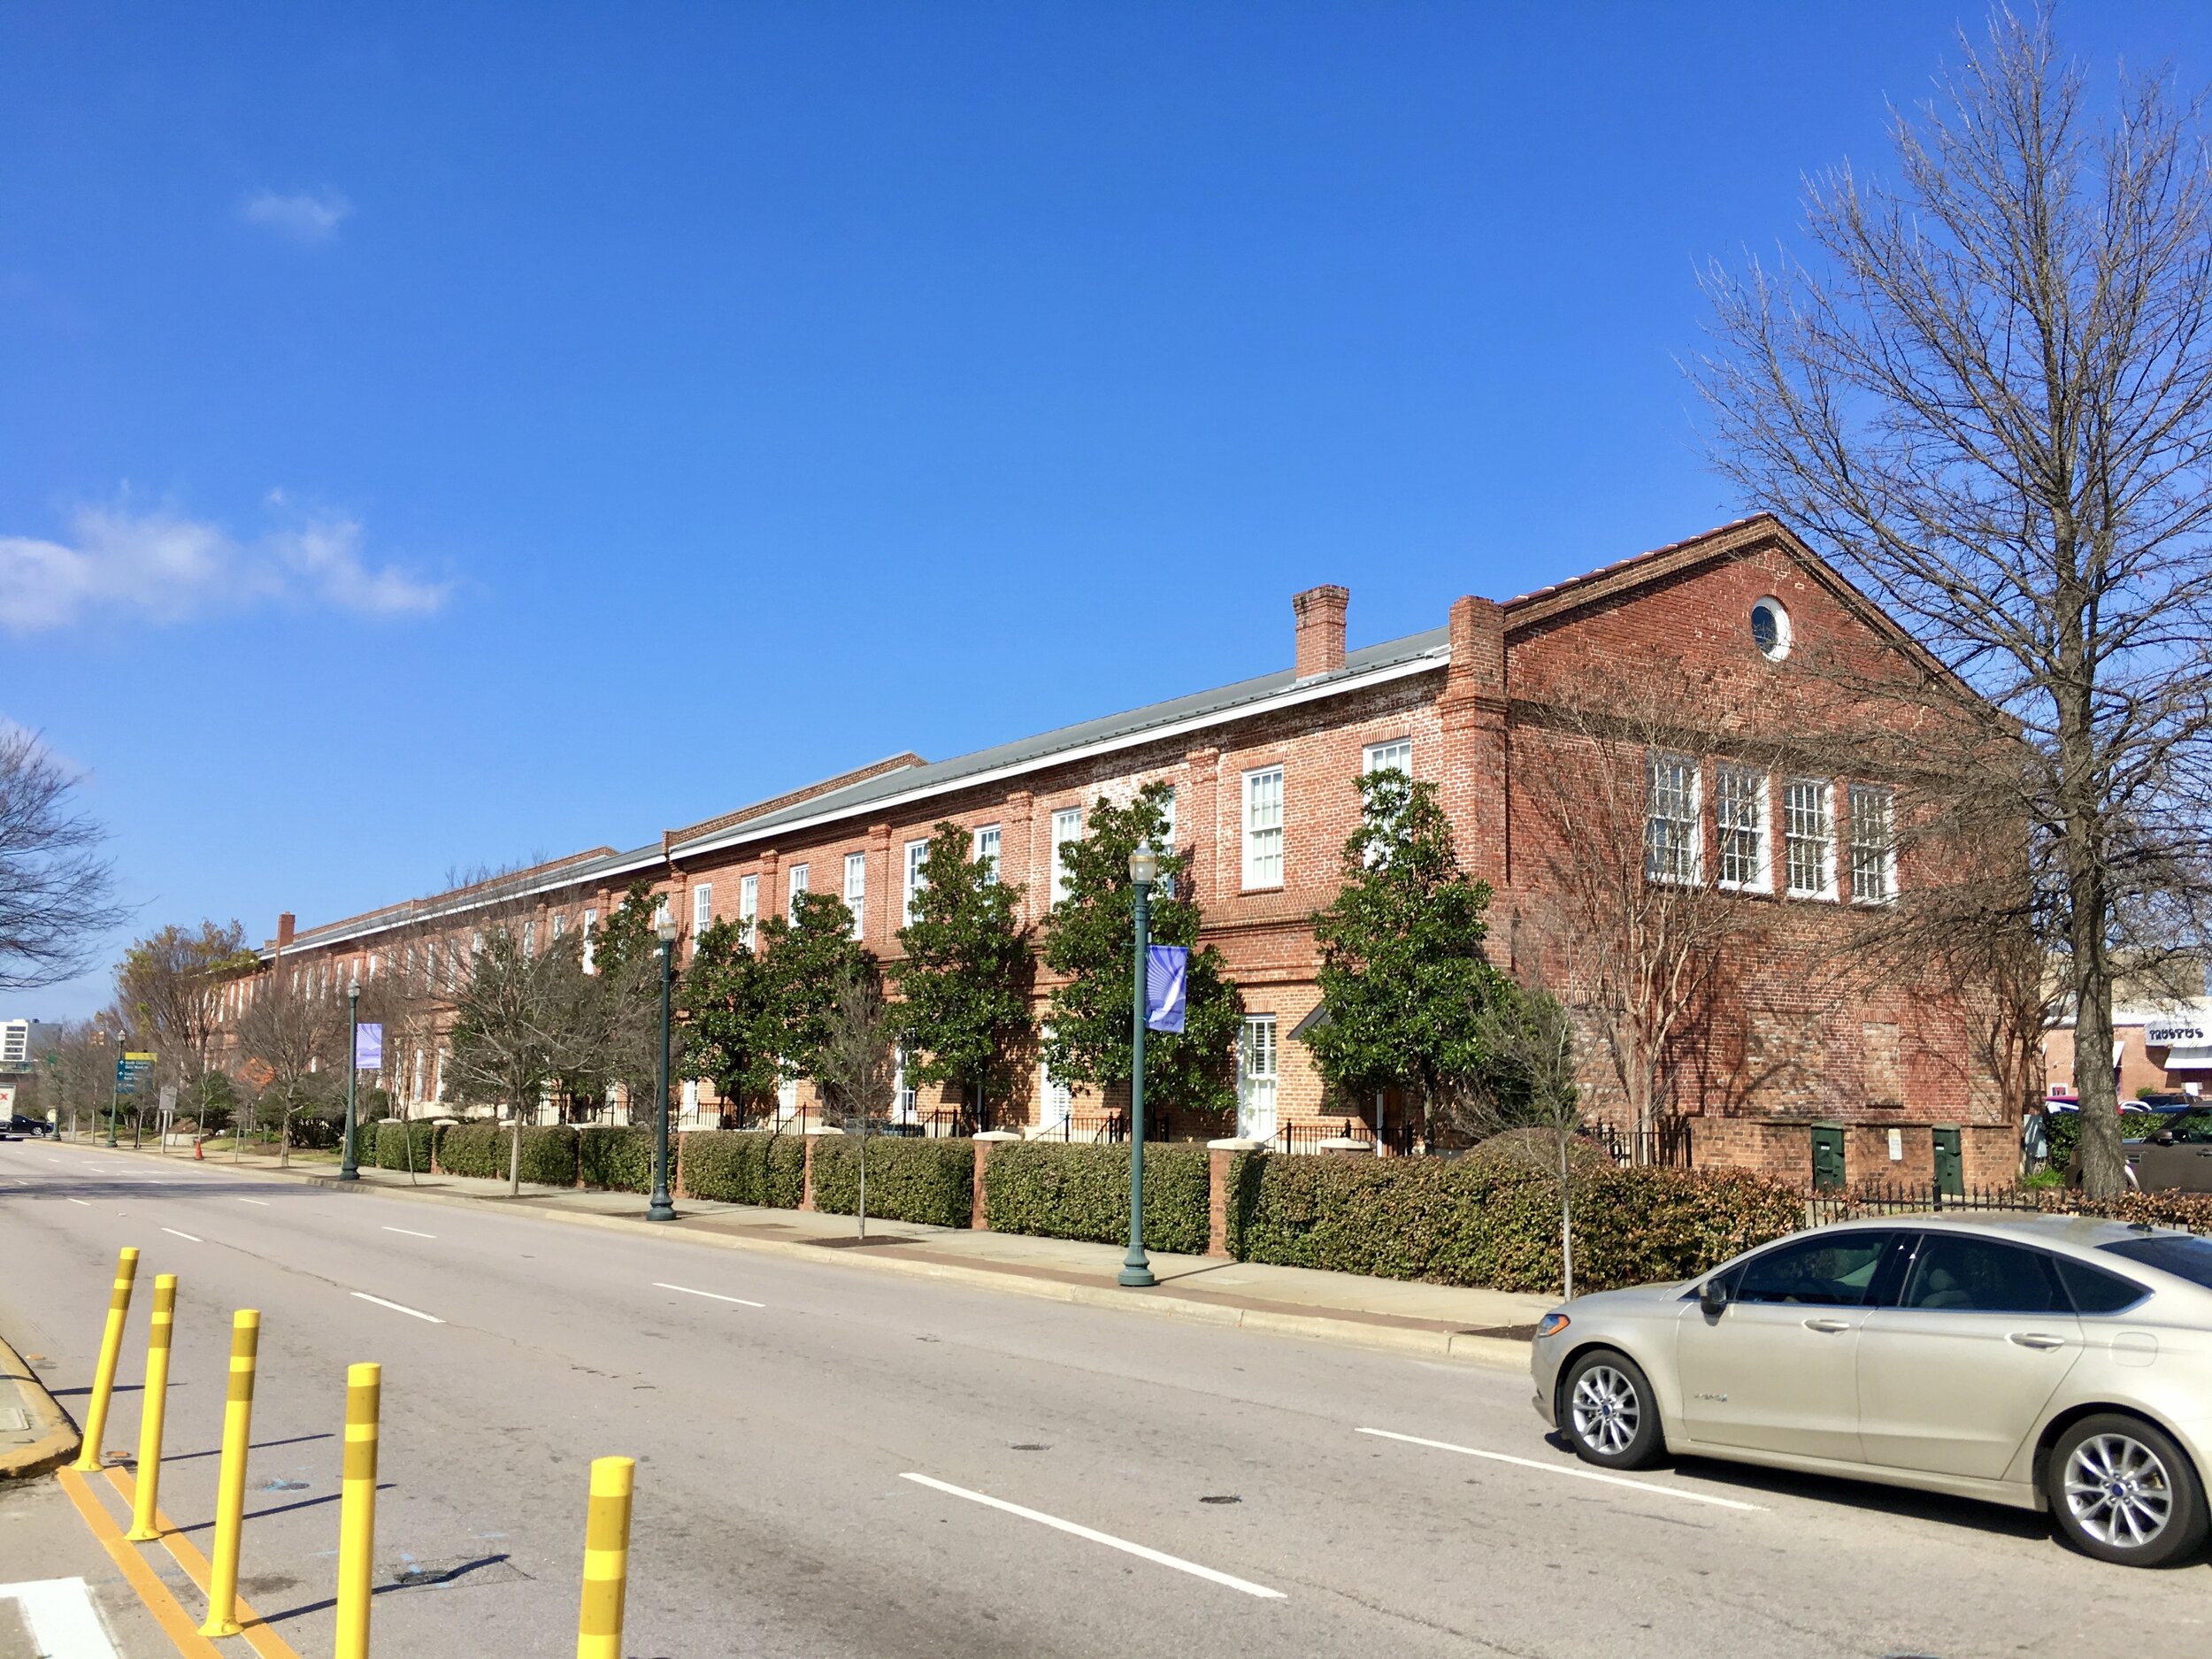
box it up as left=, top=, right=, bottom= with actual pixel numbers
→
left=211, top=516, right=2018, bottom=1188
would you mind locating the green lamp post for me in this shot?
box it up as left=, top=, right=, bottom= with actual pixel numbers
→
left=339, top=980, right=362, bottom=1180
left=649, top=908, right=680, bottom=1222
left=1119, top=840, right=1158, bottom=1289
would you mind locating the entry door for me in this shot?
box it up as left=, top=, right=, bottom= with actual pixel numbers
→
left=1857, top=1233, right=2084, bottom=1479
left=1674, top=1230, right=1893, bottom=1462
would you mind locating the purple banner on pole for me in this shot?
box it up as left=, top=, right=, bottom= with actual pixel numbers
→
left=354, top=1022, right=384, bottom=1071
left=1145, top=946, right=1187, bottom=1033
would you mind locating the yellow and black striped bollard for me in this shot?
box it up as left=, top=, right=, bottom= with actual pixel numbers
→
left=334, top=1363, right=380, bottom=1659
left=71, top=1245, right=139, bottom=1471
left=576, top=1456, right=635, bottom=1659
left=124, top=1273, right=178, bottom=1540
left=197, top=1310, right=260, bottom=1639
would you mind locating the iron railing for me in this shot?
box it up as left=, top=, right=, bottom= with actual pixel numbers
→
left=1802, top=1180, right=2043, bottom=1226
left=1587, top=1120, right=1695, bottom=1169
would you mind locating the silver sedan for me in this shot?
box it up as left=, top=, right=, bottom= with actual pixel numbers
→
left=1530, top=1214, right=2212, bottom=1566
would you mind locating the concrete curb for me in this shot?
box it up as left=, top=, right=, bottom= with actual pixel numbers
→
left=62, top=1141, right=1538, bottom=1376
left=0, top=1331, right=81, bottom=1479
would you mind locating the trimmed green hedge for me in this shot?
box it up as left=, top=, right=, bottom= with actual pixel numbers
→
left=811, top=1137, right=973, bottom=1228
left=680, top=1131, right=805, bottom=1208
left=373, top=1120, right=439, bottom=1171
left=578, top=1126, right=656, bottom=1193
left=2038, top=1188, right=2212, bottom=1233
left=435, top=1122, right=578, bottom=1186
left=1226, top=1154, right=1803, bottom=1294
left=983, top=1141, right=1211, bottom=1256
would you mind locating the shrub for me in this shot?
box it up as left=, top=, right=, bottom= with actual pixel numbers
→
left=2035, top=1188, right=2212, bottom=1233
left=1225, top=1153, right=1802, bottom=1294
left=373, top=1120, right=439, bottom=1172
left=578, top=1126, right=656, bottom=1193
left=983, top=1141, right=1210, bottom=1255
left=436, top=1122, right=576, bottom=1186
left=680, top=1131, right=806, bottom=1209
left=812, top=1137, right=974, bottom=1228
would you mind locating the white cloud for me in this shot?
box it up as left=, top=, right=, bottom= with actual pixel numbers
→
left=240, top=188, right=352, bottom=242
left=0, top=498, right=450, bottom=634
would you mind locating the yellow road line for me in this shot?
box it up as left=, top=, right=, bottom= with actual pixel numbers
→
left=102, top=1465, right=307, bottom=1659
left=54, top=1466, right=227, bottom=1659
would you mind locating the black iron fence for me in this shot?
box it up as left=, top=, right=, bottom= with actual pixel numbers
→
left=1803, top=1179, right=2043, bottom=1226
left=1586, top=1120, right=1695, bottom=1169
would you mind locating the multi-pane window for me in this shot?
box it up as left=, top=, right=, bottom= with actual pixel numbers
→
left=1238, top=1015, right=1279, bottom=1140
left=787, top=863, right=809, bottom=923
left=693, top=884, right=712, bottom=935
left=1850, top=785, right=1897, bottom=904
left=844, top=852, right=867, bottom=941
left=1715, top=764, right=1769, bottom=891
left=522, top=922, right=536, bottom=959
left=581, top=909, right=597, bottom=972
left=738, top=875, right=757, bottom=949
left=1040, top=1026, right=1072, bottom=1126
left=1363, top=737, right=1412, bottom=777
left=904, top=839, right=929, bottom=924
left=1644, top=751, right=1701, bottom=886
left=1154, top=788, right=1176, bottom=899
left=973, top=824, right=1001, bottom=884
left=551, top=914, right=565, bottom=942
left=1783, top=780, right=1835, bottom=900
left=1050, top=808, right=1082, bottom=905
left=1243, top=766, right=1285, bottom=888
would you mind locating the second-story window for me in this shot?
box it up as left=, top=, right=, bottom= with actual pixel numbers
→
left=973, top=824, right=1001, bottom=883
left=1050, top=808, right=1082, bottom=905
left=1363, top=737, right=1411, bottom=777
left=523, top=921, right=535, bottom=959
left=693, top=884, right=712, bottom=936
left=1784, top=780, right=1835, bottom=899
left=581, top=908, right=597, bottom=972
left=904, top=839, right=928, bottom=924
left=738, top=875, right=757, bottom=949
left=844, top=852, right=866, bottom=941
left=1715, top=764, right=1769, bottom=892
left=1242, top=766, right=1285, bottom=888
left=1644, top=751, right=1701, bottom=886
left=787, top=863, right=809, bottom=923
left=1850, top=785, right=1898, bottom=905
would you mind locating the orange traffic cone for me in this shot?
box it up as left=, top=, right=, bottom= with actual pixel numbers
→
left=195, top=1138, right=204, bottom=1161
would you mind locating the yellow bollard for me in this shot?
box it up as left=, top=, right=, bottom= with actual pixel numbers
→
left=334, top=1363, right=380, bottom=1659
left=197, top=1310, right=260, bottom=1639
left=72, top=1246, right=140, bottom=1471
left=123, top=1274, right=178, bottom=1541
left=575, top=1455, right=635, bottom=1659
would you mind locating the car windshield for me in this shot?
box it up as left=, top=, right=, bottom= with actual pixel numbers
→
left=2100, top=1233, right=2212, bottom=1290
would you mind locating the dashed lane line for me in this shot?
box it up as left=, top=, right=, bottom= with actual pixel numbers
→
left=236, top=1197, right=269, bottom=1206
left=65, top=1198, right=91, bottom=1208
left=1354, top=1426, right=1768, bottom=1512
left=382, top=1226, right=436, bottom=1239
left=899, top=1472, right=1286, bottom=1599
left=652, top=1281, right=765, bottom=1308
left=160, top=1226, right=203, bottom=1243
left=351, top=1292, right=443, bottom=1323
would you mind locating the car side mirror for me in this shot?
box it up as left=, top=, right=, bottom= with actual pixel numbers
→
left=1699, top=1279, right=1728, bottom=1317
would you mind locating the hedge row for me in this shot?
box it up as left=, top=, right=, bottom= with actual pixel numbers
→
left=680, top=1131, right=806, bottom=1209
left=578, top=1126, right=656, bottom=1194
left=2036, top=1188, right=2212, bottom=1233
left=373, top=1120, right=438, bottom=1172
left=433, top=1122, right=579, bottom=1186
left=1225, top=1154, right=1803, bottom=1294
left=810, top=1137, right=974, bottom=1229
left=983, top=1141, right=1211, bottom=1255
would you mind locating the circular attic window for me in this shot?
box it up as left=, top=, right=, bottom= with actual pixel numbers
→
left=1751, top=596, right=1791, bottom=661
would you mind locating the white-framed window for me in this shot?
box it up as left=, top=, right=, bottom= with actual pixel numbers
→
left=894, top=1041, right=918, bottom=1123
left=1363, top=737, right=1412, bottom=777
left=1049, top=807, right=1082, bottom=905
left=472, top=931, right=484, bottom=958
left=904, top=839, right=929, bottom=924
left=844, top=851, right=867, bottom=941
left=681, top=1079, right=700, bottom=1119
left=1850, top=785, right=1897, bottom=905
left=523, top=921, right=536, bottom=959
left=1238, top=1014, right=1279, bottom=1141
left=1242, top=765, right=1285, bottom=888
left=1040, top=1026, right=1072, bottom=1127
left=1783, top=780, right=1835, bottom=900
left=973, top=824, right=1001, bottom=884
left=787, top=863, right=809, bottom=923
left=411, top=1048, right=425, bottom=1102
left=693, top=883, right=712, bottom=935
left=1644, top=751, right=1701, bottom=886
left=738, top=875, right=757, bottom=949
left=776, top=1074, right=799, bottom=1118
left=551, top=913, right=565, bottom=942
left=1714, top=764, right=1769, bottom=892
left=580, top=908, right=597, bottom=972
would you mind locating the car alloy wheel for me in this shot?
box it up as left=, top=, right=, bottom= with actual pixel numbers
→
left=2062, top=1432, right=2174, bottom=1551
left=1571, top=1363, right=1641, bottom=1458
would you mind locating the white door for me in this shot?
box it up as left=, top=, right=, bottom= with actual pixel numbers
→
left=1237, top=1016, right=1278, bottom=1141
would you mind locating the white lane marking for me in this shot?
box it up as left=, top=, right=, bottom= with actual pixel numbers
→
left=237, top=1197, right=270, bottom=1206
left=160, top=1227, right=203, bottom=1243
left=383, top=1226, right=437, bottom=1240
left=899, top=1472, right=1285, bottom=1599
left=351, top=1292, right=443, bottom=1323
left=1355, top=1427, right=1767, bottom=1512
left=0, top=1576, right=123, bottom=1659
left=652, top=1281, right=764, bottom=1308
left=66, top=1198, right=92, bottom=1208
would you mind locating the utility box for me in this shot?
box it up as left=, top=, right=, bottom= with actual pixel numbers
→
left=1811, top=1122, right=1847, bottom=1193
left=1932, top=1126, right=1964, bottom=1196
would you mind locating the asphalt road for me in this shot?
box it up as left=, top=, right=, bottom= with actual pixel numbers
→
left=2, top=1139, right=2207, bottom=1659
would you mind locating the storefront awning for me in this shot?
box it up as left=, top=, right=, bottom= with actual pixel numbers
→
left=2161, top=1042, right=2212, bottom=1070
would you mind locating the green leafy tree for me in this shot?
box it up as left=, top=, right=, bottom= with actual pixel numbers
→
left=890, top=821, right=1035, bottom=1131
left=1041, top=783, right=1240, bottom=1118
left=558, top=879, right=667, bottom=1120
left=1302, top=770, right=1513, bottom=1134
left=764, top=891, right=876, bottom=1095
left=680, top=918, right=784, bottom=1117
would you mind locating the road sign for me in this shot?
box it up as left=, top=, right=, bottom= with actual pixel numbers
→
left=116, top=1053, right=155, bottom=1094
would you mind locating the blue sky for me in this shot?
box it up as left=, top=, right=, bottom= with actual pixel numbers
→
left=6, top=2, right=2208, bottom=1018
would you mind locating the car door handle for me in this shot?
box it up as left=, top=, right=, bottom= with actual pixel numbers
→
left=2008, top=1333, right=2069, bottom=1350
left=1802, top=1317, right=1854, bottom=1333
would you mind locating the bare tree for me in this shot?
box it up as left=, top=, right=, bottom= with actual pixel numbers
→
left=114, top=921, right=260, bottom=1125
left=1452, top=971, right=1586, bottom=1298
left=812, top=968, right=898, bottom=1239
left=1695, top=9, right=2212, bottom=1193
left=0, top=726, right=124, bottom=990
left=233, top=966, right=346, bottom=1164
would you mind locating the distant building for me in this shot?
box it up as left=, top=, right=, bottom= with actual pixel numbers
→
left=0, top=1019, right=32, bottom=1070
left=2045, top=999, right=2212, bottom=1102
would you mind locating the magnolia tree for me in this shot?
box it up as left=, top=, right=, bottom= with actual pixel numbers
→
left=890, top=821, right=1034, bottom=1132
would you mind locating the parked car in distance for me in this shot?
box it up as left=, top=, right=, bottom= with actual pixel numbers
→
left=4, top=1115, right=53, bottom=1139
left=1531, top=1216, right=2212, bottom=1566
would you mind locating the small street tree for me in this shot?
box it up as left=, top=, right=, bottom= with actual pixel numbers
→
left=115, top=919, right=261, bottom=1123
left=1041, top=783, right=1240, bottom=1122
left=1302, top=770, right=1514, bottom=1140
left=890, top=821, right=1034, bottom=1132
left=1455, top=972, right=1586, bottom=1298
left=233, top=968, right=347, bottom=1164
left=813, top=968, right=900, bottom=1236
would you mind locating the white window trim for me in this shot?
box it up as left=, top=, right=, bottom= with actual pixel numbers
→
left=1242, top=765, right=1286, bottom=890
left=1644, top=750, right=1702, bottom=887
left=1714, top=764, right=1770, bottom=895
left=903, top=839, right=929, bottom=925
left=1782, top=779, right=1837, bottom=902
left=693, top=884, right=713, bottom=934
left=738, top=874, right=758, bottom=948
left=1049, top=808, right=1082, bottom=906
left=844, top=852, right=867, bottom=941
left=1238, top=1014, right=1279, bottom=1139
left=787, top=863, right=809, bottom=923
left=1849, top=785, right=1899, bottom=907
left=580, top=908, right=597, bottom=972
left=973, top=824, right=1001, bottom=884
left=1362, top=737, right=1412, bottom=776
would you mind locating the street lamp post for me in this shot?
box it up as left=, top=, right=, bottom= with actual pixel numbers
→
left=1119, top=841, right=1158, bottom=1289
left=339, top=982, right=362, bottom=1181
left=649, top=911, right=680, bottom=1222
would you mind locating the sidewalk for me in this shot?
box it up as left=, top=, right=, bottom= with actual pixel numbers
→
left=57, top=1139, right=1554, bottom=1370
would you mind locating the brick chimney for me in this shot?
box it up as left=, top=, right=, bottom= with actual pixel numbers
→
left=1293, top=584, right=1349, bottom=680
left=276, top=911, right=296, bottom=949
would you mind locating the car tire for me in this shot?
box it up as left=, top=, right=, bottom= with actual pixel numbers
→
left=1559, top=1348, right=1664, bottom=1471
left=2047, top=1413, right=2210, bottom=1568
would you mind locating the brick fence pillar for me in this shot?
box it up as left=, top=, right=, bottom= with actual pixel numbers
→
left=1205, top=1138, right=1261, bottom=1259
left=972, top=1132, right=1017, bottom=1231
left=801, top=1133, right=818, bottom=1211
